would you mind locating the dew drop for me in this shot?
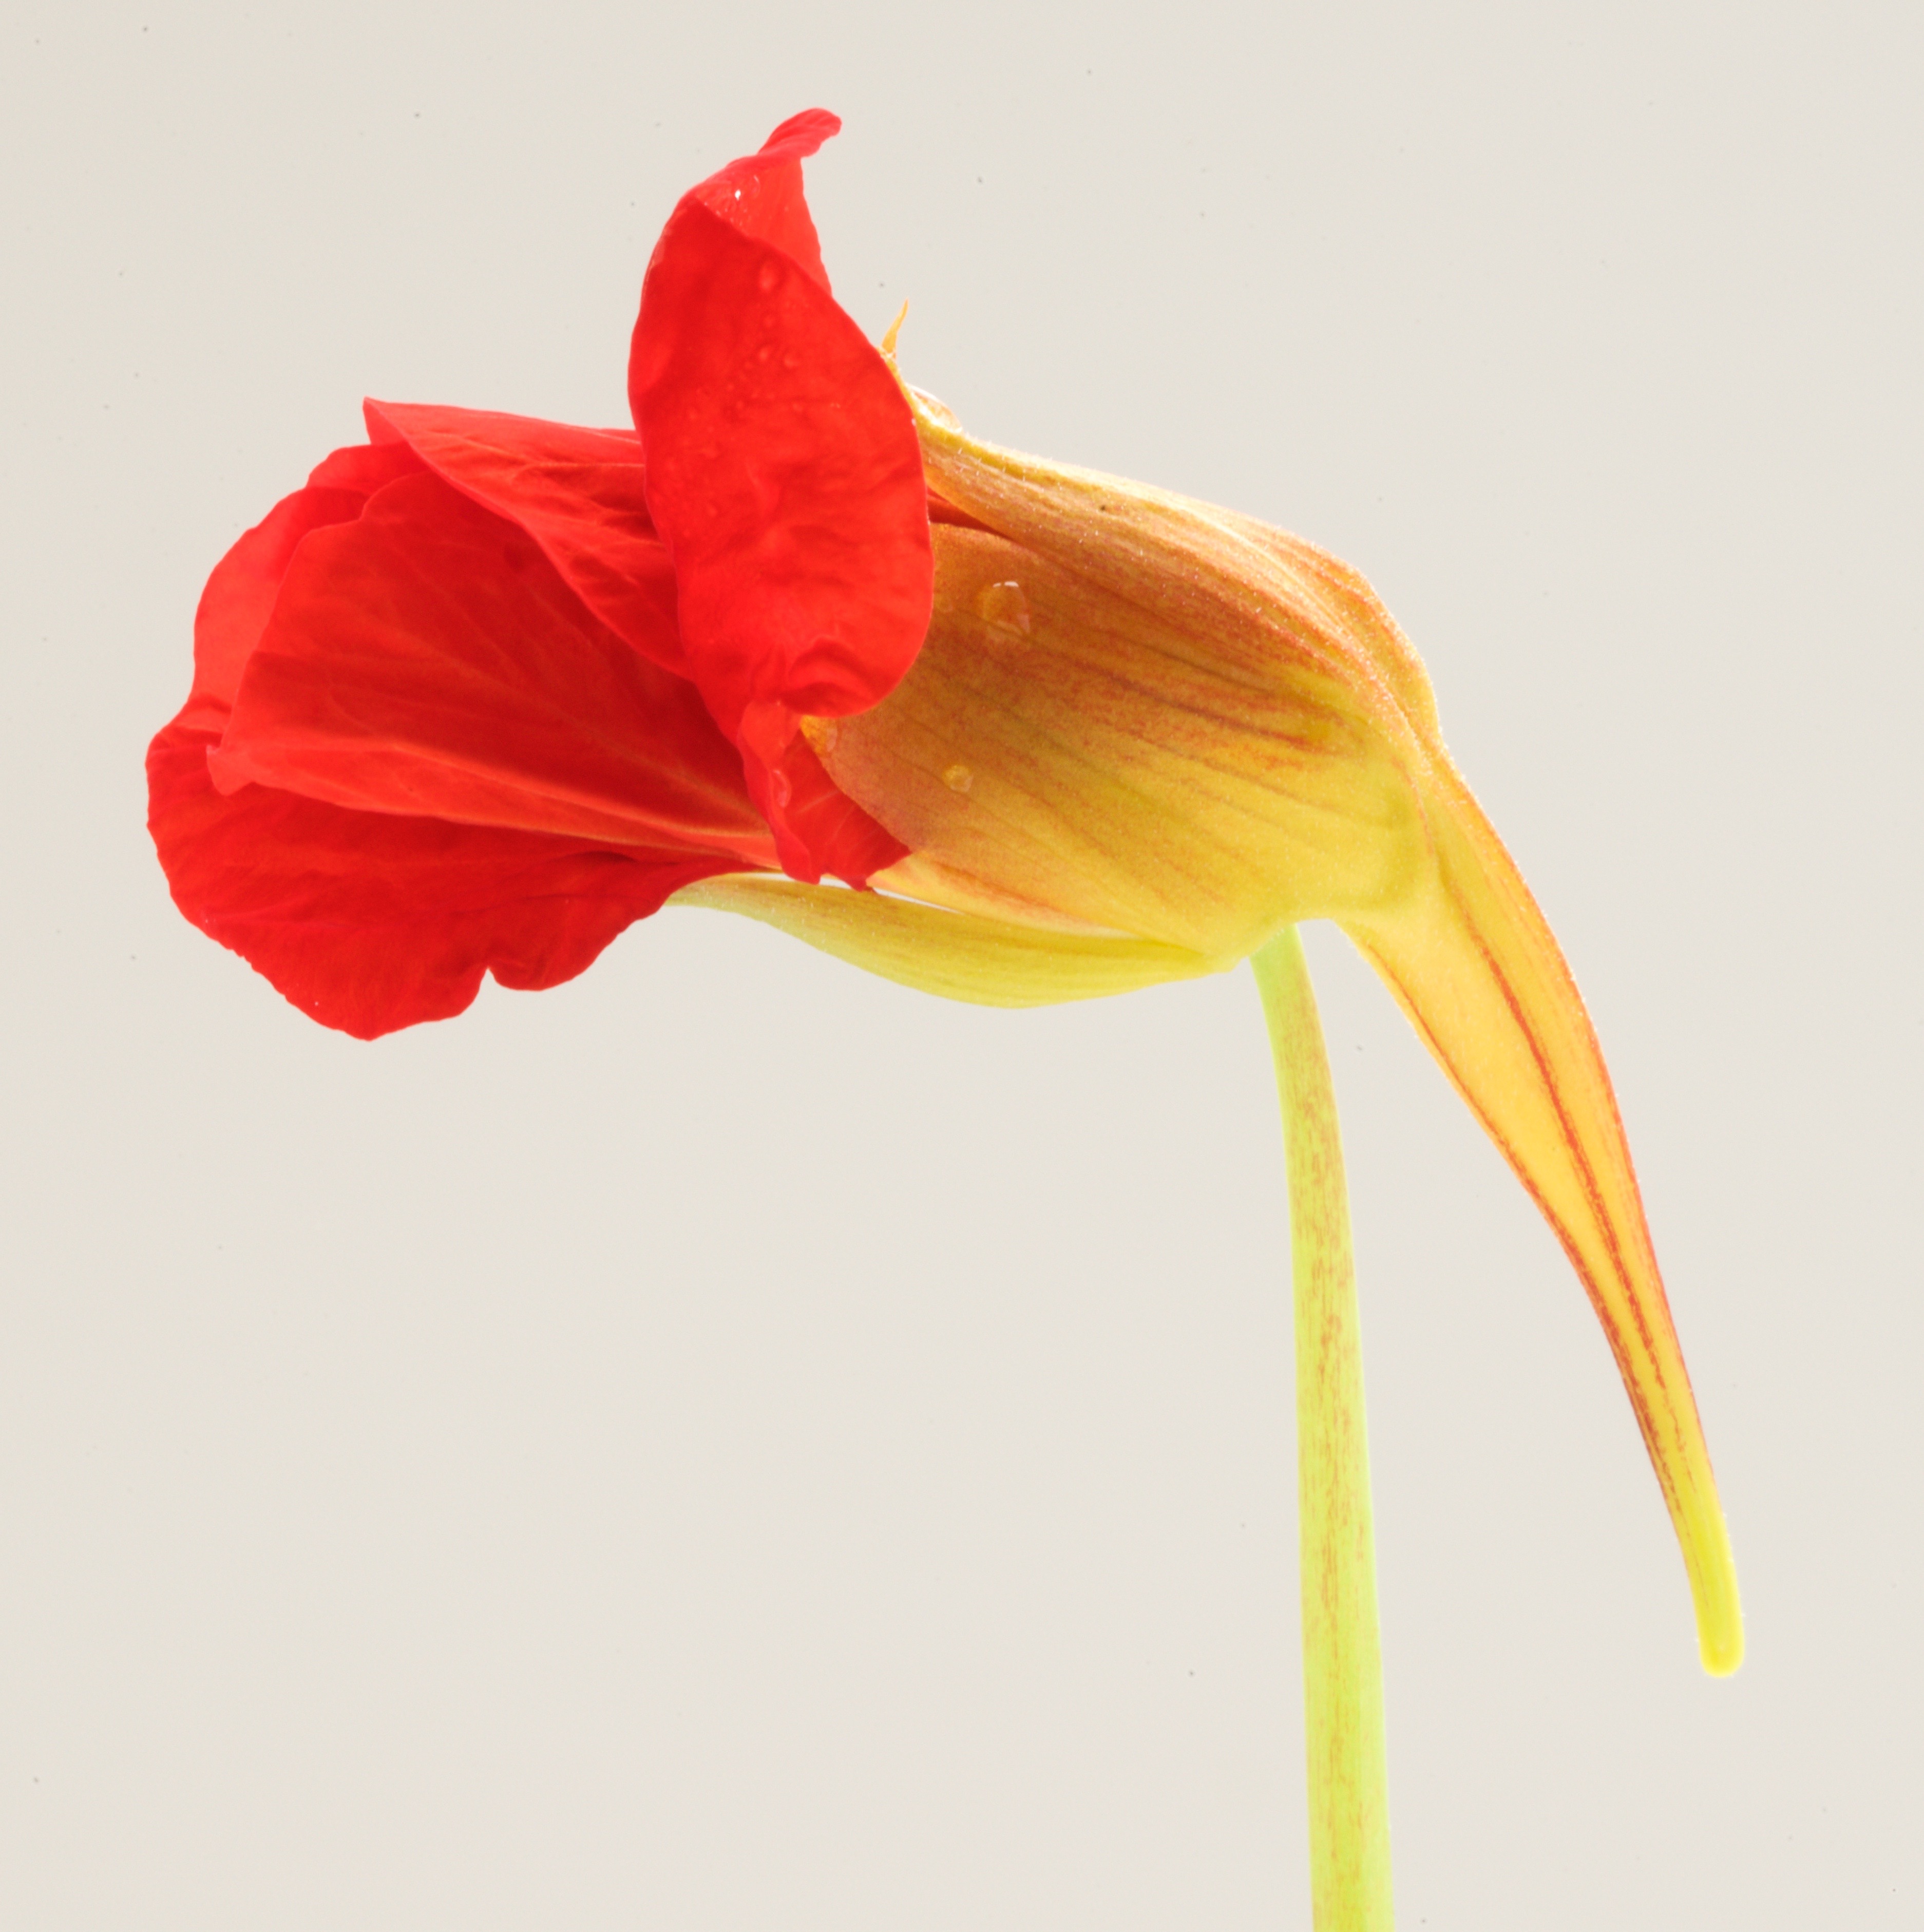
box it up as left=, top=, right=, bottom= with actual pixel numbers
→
left=815, top=719, right=842, bottom=753
left=757, top=260, right=780, bottom=294
left=769, top=770, right=793, bottom=809
left=975, top=580, right=1032, bottom=635
left=941, top=762, right=975, bottom=794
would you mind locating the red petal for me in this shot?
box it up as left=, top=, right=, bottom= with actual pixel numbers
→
left=181, top=442, right=426, bottom=731
left=365, top=400, right=686, bottom=677
left=306, top=441, right=425, bottom=496
left=208, top=470, right=778, bottom=869
left=630, top=194, right=930, bottom=729
left=763, top=733, right=910, bottom=887
left=684, top=108, right=843, bottom=295
left=629, top=122, right=930, bottom=883
left=150, top=719, right=734, bottom=1039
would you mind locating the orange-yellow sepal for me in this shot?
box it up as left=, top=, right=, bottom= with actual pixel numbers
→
left=1347, top=766, right=1743, bottom=1673
left=801, top=382, right=1742, bottom=1672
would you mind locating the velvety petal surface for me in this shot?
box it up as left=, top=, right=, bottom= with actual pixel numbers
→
left=629, top=111, right=929, bottom=885
left=208, top=470, right=778, bottom=867
left=366, top=401, right=685, bottom=677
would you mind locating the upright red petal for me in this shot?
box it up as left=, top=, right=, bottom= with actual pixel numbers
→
left=683, top=108, right=842, bottom=294
left=209, top=470, right=777, bottom=868
left=629, top=111, right=929, bottom=886
left=365, top=401, right=686, bottom=677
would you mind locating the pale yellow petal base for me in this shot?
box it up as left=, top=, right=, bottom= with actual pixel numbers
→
left=671, top=874, right=1229, bottom=1007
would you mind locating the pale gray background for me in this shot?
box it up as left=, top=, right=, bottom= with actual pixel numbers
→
left=4, top=2, right=1918, bottom=1926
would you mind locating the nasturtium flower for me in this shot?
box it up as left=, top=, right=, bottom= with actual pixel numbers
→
left=150, top=106, right=1741, bottom=1919
left=149, top=109, right=930, bottom=1037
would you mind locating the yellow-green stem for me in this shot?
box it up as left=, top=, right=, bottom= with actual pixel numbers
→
left=1252, top=927, right=1394, bottom=1932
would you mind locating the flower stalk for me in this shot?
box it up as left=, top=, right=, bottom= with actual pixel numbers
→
left=1254, top=927, right=1394, bottom=1931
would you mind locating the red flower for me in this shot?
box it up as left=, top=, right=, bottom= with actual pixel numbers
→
left=151, top=115, right=1743, bottom=1906
left=148, top=110, right=932, bottom=1039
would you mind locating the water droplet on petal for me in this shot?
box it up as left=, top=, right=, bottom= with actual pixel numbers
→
left=757, top=344, right=773, bottom=362
left=941, top=763, right=974, bottom=794
left=975, top=580, right=1032, bottom=636
left=769, top=770, right=793, bottom=809
left=757, top=260, right=780, bottom=294
left=815, top=719, right=842, bottom=753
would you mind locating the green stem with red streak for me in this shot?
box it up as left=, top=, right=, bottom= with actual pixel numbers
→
left=1252, top=927, right=1394, bottom=1931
